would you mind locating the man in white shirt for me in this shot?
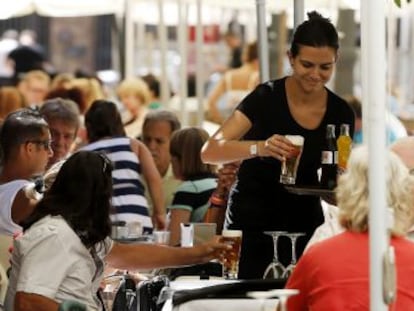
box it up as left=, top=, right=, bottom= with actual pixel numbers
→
left=0, top=109, right=52, bottom=235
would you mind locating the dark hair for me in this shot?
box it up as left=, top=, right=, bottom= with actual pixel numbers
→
left=170, top=127, right=215, bottom=179
left=85, top=99, right=126, bottom=143
left=0, top=109, right=49, bottom=162
left=143, top=109, right=181, bottom=134
left=142, top=74, right=161, bottom=98
left=23, top=151, right=114, bottom=248
left=290, top=10, right=339, bottom=57
left=40, top=97, right=80, bottom=131
left=243, top=41, right=258, bottom=63
left=45, top=87, right=86, bottom=114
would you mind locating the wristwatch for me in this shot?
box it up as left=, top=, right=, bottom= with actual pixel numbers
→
left=249, top=143, right=258, bottom=157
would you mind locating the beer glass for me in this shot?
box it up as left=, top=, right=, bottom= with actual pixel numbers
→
left=220, top=229, right=242, bottom=279
left=279, top=135, right=304, bottom=185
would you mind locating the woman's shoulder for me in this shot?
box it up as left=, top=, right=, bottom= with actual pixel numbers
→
left=176, top=175, right=217, bottom=193
left=253, top=77, right=287, bottom=94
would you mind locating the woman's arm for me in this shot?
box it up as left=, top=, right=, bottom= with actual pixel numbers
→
left=201, top=110, right=296, bottom=165
left=105, top=239, right=230, bottom=271
left=130, top=138, right=166, bottom=230
left=206, top=77, right=226, bottom=124
left=168, top=208, right=191, bottom=246
left=15, top=292, right=59, bottom=311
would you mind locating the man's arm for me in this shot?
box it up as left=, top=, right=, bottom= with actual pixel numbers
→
left=11, top=188, right=38, bottom=225
left=15, top=292, right=59, bottom=311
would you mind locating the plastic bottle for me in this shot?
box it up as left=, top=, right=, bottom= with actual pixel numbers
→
left=320, top=124, right=338, bottom=190
left=337, top=123, right=352, bottom=173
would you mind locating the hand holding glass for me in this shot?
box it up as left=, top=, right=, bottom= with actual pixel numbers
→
left=280, top=135, right=304, bottom=185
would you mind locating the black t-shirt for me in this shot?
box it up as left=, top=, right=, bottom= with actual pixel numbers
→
left=226, top=76, right=355, bottom=278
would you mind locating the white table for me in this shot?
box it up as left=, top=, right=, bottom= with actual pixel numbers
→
left=161, top=278, right=279, bottom=311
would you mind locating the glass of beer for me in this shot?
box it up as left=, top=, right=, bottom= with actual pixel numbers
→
left=279, top=135, right=304, bottom=185
left=220, top=229, right=242, bottom=279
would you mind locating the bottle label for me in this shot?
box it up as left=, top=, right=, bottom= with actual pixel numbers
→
left=334, top=150, right=338, bottom=164
left=321, top=151, right=334, bottom=164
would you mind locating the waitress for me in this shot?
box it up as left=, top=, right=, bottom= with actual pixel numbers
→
left=201, top=11, right=355, bottom=279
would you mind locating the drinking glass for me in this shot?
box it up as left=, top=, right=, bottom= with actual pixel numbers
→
left=263, top=231, right=287, bottom=279
left=282, top=232, right=306, bottom=279
left=220, top=229, right=243, bottom=279
left=279, top=135, right=304, bottom=185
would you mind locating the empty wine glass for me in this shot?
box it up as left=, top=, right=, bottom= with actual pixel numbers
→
left=263, top=231, right=287, bottom=279
left=282, top=232, right=306, bottom=279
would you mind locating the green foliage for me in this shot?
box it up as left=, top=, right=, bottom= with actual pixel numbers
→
left=394, top=0, right=412, bottom=7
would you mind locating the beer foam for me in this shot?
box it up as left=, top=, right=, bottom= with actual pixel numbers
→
left=222, top=229, right=242, bottom=237
left=286, top=135, right=304, bottom=146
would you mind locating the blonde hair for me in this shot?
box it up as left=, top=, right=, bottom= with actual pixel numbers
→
left=69, top=78, right=105, bottom=113
left=116, top=77, right=151, bottom=106
left=21, top=70, right=50, bottom=85
left=337, top=145, right=414, bottom=236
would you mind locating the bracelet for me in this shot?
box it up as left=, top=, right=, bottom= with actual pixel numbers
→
left=210, top=193, right=227, bottom=207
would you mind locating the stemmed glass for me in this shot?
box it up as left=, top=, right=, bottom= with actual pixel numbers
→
left=263, top=231, right=287, bottom=279
left=282, top=232, right=306, bottom=279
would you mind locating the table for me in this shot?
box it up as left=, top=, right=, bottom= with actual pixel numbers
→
left=161, top=279, right=279, bottom=311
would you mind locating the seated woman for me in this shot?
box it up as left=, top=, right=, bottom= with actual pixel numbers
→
left=284, top=145, right=414, bottom=310
left=5, top=151, right=229, bottom=311
left=168, top=127, right=217, bottom=246
left=82, top=99, right=165, bottom=233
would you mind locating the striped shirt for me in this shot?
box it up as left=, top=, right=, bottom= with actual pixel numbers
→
left=81, top=137, right=153, bottom=233
left=169, top=174, right=217, bottom=222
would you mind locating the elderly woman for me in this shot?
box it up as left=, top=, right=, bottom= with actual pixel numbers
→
left=5, top=151, right=228, bottom=311
left=284, top=145, right=414, bottom=310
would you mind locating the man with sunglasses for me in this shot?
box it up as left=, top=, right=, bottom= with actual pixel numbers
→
left=0, top=108, right=52, bottom=235
left=39, top=97, right=80, bottom=170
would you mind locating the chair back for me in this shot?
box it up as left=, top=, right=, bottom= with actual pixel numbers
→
left=0, top=263, right=8, bottom=304
left=58, top=300, right=87, bottom=311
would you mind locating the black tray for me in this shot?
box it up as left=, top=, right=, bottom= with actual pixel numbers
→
left=284, top=185, right=335, bottom=196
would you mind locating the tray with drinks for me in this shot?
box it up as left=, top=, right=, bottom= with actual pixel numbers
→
left=284, top=185, right=335, bottom=196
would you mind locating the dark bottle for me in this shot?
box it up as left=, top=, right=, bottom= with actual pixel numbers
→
left=320, top=124, right=338, bottom=189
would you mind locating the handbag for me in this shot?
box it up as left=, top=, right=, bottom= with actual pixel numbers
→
left=136, top=275, right=170, bottom=311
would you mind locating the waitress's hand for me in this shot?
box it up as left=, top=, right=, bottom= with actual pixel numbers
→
left=261, top=134, right=296, bottom=161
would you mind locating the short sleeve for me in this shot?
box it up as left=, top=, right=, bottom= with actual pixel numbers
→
left=14, top=225, right=74, bottom=298
left=236, top=81, right=275, bottom=125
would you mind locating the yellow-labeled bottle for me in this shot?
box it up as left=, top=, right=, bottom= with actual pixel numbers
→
left=337, top=123, right=352, bottom=173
